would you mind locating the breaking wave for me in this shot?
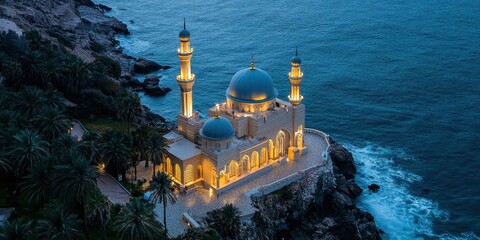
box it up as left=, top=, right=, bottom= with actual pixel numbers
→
left=346, top=143, right=478, bottom=240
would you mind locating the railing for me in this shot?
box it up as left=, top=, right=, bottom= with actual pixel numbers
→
left=305, top=128, right=331, bottom=162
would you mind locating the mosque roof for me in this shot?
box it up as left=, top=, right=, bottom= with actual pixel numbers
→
left=226, top=67, right=278, bottom=103
left=199, top=116, right=235, bottom=141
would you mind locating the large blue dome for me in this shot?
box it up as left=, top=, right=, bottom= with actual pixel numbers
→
left=226, top=68, right=278, bottom=103
left=200, top=117, right=235, bottom=140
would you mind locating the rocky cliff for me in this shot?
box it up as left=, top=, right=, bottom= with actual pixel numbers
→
left=0, top=0, right=133, bottom=71
left=239, top=137, right=381, bottom=240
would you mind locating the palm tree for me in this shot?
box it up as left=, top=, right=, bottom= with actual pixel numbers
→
left=0, top=110, right=20, bottom=129
left=32, top=107, right=71, bottom=141
left=148, top=172, right=177, bottom=239
left=52, top=153, right=99, bottom=235
left=113, top=198, right=161, bottom=240
left=146, top=133, right=168, bottom=176
left=85, top=189, right=111, bottom=239
left=131, top=125, right=152, bottom=179
left=7, top=129, right=48, bottom=179
left=100, top=131, right=130, bottom=181
left=13, top=86, right=45, bottom=120
left=34, top=202, right=85, bottom=240
left=60, top=56, right=89, bottom=96
left=51, top=134, right=80, bottom=164
left=205, top=203, right=242, bottom=239
left=0, top=153, right=10, bottom=174
left=0, top=60, right=23, bottom=88
left=43, top=84, right=64, bottom=110
left=0, top=218, right=32, bottom=240
left=118, top=93, right=140, bottom=133
left=19, top=158, right=52, bottom=208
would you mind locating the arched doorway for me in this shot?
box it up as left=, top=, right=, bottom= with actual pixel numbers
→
left=276, top=130, right=286, bottom=157
left=251, top=151, right=259, bottom=170
left=197, top=165, right=203, bottom=179
left=175, top=164, right=181, bottom=182
left=269, top=140, right=275, bottom=159
left=228, top=160, right=237, bottom=179
left=185, top=164, right=194, bottom=184
left=260, top=147, right=267, bottom=165
left=166, top=157, right=172, bottom=174
left=239, top=155, right=249, bottom=175
left=296, top=125, right=303, bottom=149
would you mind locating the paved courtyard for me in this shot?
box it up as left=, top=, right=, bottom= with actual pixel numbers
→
left=154, top=131, right=329, bottom=237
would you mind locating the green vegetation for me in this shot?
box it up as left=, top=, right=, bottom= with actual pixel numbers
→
left=0, top=30, right=171, bottom=239
left=82, top=117, right=124, bottom=132
left=90, top=41, right=105, bottom=53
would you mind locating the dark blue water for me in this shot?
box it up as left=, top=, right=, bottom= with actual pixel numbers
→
left=95, top=0, right=480, bottom=238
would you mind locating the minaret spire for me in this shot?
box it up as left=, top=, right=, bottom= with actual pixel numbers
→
left=250, top=54, right=255, bottom=70
left=288, top=48, right=303, bottom=106
left=183, top=18, right=186, bottom=30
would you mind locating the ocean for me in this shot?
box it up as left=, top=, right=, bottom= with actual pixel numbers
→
left=94, top=0, right=480, bottom=239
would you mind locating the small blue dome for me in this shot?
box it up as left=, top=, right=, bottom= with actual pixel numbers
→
left=291, top=56, right=301, bottom=64
left=179, top=29, right=190, bottom=38
left=226, top=68, right=278, bottom=103
left=200, top=117, right=235, bottom=141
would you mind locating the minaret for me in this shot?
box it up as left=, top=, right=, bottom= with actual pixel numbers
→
left=288, top=48, right=303, bottom=106
left=176, top=19, right=200, bottom=142
left=287, top=48, right=305, bottom=160
left=177, top=19, right=195, bottom=118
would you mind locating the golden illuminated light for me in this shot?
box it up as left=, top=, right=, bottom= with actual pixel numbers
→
left=98, top=162, right=106, bottom=172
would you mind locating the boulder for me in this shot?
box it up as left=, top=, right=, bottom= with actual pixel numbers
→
left=144, top=86, right=171, bottom=96
left=143, top=74, right=160, bottom=86
left=338, top=181, right=363, bottom=199
left=111, top=21, right=129, bottom=34
left=368, top=184, right=380, bottom=192
left=328, top=137, right=357, bottom=180
left=97, top=4, right=112, bottom=11
left=133, top=58, right=162, bottom=74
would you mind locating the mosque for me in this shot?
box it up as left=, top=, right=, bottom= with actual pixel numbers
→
left=163, top=23, right=307, bottom=194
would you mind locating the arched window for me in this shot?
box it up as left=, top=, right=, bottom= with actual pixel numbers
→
left=260, top=147, right=267, bottom=165
left=175, top=164, right=181, bottom=182
left=251, top=151, right=259, bottom=170
left=239, top=155, right=249, bottom=175
left=228, top=161, right=237, bottom=179
left=185, top=164, right=194, bottom=184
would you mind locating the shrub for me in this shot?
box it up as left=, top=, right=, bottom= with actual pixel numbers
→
left=94, top=56, right=121, bottom=78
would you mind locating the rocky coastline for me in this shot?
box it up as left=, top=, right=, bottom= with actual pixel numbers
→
left=238, top=137, right=381, bottom=240
left=0, top=0, right=172, bottom=125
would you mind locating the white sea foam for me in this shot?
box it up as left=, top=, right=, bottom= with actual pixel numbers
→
left=343, top=143, right=479, bottom=240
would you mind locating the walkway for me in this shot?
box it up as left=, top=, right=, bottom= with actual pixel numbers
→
left=97, top=172, right=130, bottom=205
left=69, top=119, right=131, bottom=205
left=154, top=131, right=329, bottom=237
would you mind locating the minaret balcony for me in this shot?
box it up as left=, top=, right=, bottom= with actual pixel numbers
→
left=177, top=48, right=193, bottom=55
left=288, top=72, right=303, bottom=79
left=176, top=74, right=196, bottom=83
left=288, top=95, right=303, bottom=106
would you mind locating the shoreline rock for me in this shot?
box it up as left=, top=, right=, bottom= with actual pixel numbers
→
left=133, top=57, right=170, bottom=74
left=237, top=137, right=381, bottom=239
